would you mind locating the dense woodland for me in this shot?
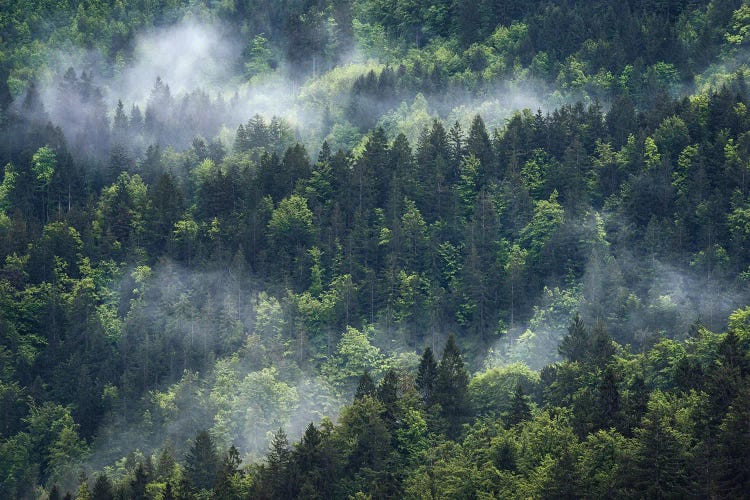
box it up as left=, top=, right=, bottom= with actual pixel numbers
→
left=1, top=0, right=750, bottom=498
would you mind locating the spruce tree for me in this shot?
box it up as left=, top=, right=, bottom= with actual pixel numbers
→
left=589, top=321, right=615, bottom=367
left=295, top=423, right=324, bottom=496
left=559, top=313, right=588, bottom=363
left=355, top=371, right=376, bottom=400
left=266, top=428, right=294, bottom=499
left=162, top=483, right=175, bottom=500
left=434, top=334, right=469, bottom=438
left=91, top=474, right=114, bottom=500
left=416, top=346, right=438, bottom=407
left=593, top=366, right=621, bottom=431
left=377, top=368, right=400, bottom=430
left=507, top=383, right=532, bottom=427
left=215, top=445, right=241, bottom=500
left=130, top=463, right=149, bottom=500
left=49, top=485, right=61, bottom=500
left=184, top=429, right=220, bottom=491
left=467, top=114, right=494, bottom=185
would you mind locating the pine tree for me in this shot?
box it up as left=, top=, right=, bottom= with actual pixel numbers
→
left=716, top=385, right=750, bottom=497
left=416, top=346, right=438, bottom=407
left=589, top=321, right=616, bottom=367
left=538, top=446, right=581, bottom=499
left=130, top=463, right=149, bottom=500
left=507, top=383, right=532, bottom=426
left=355, top=371, right=376, bottom=400
left=215, top=445, right=241, bottom=499
left=559, top=313, right=588, bottom=363
left=184, top=430, right=220, bottom=491
left=155, top=439, right=177, bottom=480
left=112, top=100, right=129, bottom=146
left=295, top=423, right=325, bottom=496
left=296, top=422, right=322, bottom=473
left=447, top=121, right=465, bottom=179
left=377, top=368, right=400, bottom=430
left=593, top=366, right=621, bottom=431
left=91, top=474, right=114, bottom=500
left=49, top=485, right=61, bottom=500
left=162, top=483, right=175, bottom=500
left=434, top=334, right=469, bottom=438
left=266, top=428, right=294, bottom=499
left=467, top=114, right=494, bottom=185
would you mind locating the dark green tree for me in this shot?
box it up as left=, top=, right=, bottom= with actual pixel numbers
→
left=91, top=473, right=114, bottom=500
left=507, top=383, right=532, bottom=427
left=558, top=313, right=589, bottom=363
left=716, top=385, right=750, bottom=497
left=162, top=483, right=175, bottom=500
left=49, top=485, right=61, bottom=500
left=130, top=463, right=149, bottom=500
left=416, top=347, right=438, bottom=407
left=215, top=444, right=241, bottom=500
left=377, top=368, right=400, bottom=430
left=435, top=334, right=470, bottom=438
left=467, top=114, right=494, bottom=185
left=593, top=366, right=621, bottom=431
left=355, top=371, right=376, bottom=400
left=184, top=430, right=220, bottom=491
left=265, top=428, right=294, bottom=499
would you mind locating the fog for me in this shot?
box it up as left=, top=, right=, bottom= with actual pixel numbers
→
left=14, top=9, right=749, bottom=491
left=485, top=218, right=749, bottom=371
left=73, top=258, right=346, bottom=482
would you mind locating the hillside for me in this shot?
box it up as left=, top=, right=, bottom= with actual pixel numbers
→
left=1, top=0, right=750, bottom=498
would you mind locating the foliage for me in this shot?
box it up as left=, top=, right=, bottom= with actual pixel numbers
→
left=3, top=0, right=750, bottom=497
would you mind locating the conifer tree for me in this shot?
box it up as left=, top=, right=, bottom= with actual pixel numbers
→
left=378, top=368, right=400, bottom=430
left=215, top=445, right=241, bottom=499
left=355, top=371, right=376, bottom=400
left=559, top=313, right=588, bottom=363
left=266, top=428, right=295, bottom=499
left=589, top=321, right=616, bottom=367
left=184, top=429, right=220, bottom=491
left=467, top=114, right=494, bottom=185
left=49, top=485, right=61, bottom=500
left=435, top=334, right=469, bottom=438
left=593, top=366, right=621, bottom=431
left=130, top=463, right=149, bottom=500
left=416, top=346, right=438, bottom=407
left=91, top=473, right=114, bottom=500
left=507, top=383, right=532, bottom=427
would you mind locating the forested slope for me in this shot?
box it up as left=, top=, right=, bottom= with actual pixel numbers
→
left=1, top=0, right=750, bottom=498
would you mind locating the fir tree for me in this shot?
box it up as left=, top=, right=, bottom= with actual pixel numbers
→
left=355, top=371, right=376, bottom=400
left=184, top=430, right=220, bottom=491
left=507, top=383, right=532, bottom=427
left=434, top=334, right=469, bottom=438
left=416, top=346, right=438, bottom=407
left=91, top=474, right=114, bottom=500
left=559, top=313, right=588, bottom=363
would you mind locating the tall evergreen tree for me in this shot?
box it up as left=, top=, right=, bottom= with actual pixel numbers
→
left=215, top=444, right=241, bottom=500
left=434, top=334, right=469, bottom=438
left=265, top=428, right=295, bottom=499
left=184, top=430, right=220, bottom=491
left=559, top=313, right=588, bottom=363
left=416, top=346, right=438, bottom=407
left=507, top=383, right=532, bottom=427
left=355, top=371, right=376, bottom=400
left=130, top=463, right=149, bottom=500
left=593, top=366, right=621, bottom=431
left=91, top=474, right=114, bottom=500
left=467, top=114, right=494, bottom=185
left=378, top=368, right=400, bottom=430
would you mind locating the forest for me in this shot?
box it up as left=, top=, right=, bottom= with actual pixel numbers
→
left=1, top=0, right=750, bottom=498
